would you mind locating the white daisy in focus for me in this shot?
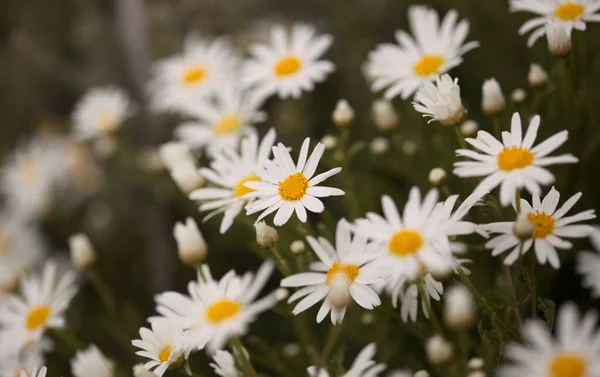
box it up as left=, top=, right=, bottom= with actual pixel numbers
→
left=189, top=129, right=276, bottom=233
left=132, top=319, right=188, bottom=377
left=242, top=23, right=335, bottom=100
left=482, top=187, right=596, bottom=268
left=154, top=261, right=277, bottom=353
left=244, top=138, right=345, bottom=226
left=210, top=350, right=242, bottom=377
left=149, top=36, right=239, bottom=113
left=499, top=302, right=600, bottom=377
left=413, top=74, right=465, bottom=126
left=453, top=112, right=578, bottom=206
left=307, top=343, right=386, bottom=377
left=510, top=0, right=600, bottom=47
left=0, top=261, right=78, bottom=354
left=366, top=6, right=479, bottom=100
left=281, top=219, right=384, bottom=324
left=175, top=83, right=267, bottom=157
left=19, top=366, right=47, bottom=377
left=71, top=86, right=133, bottom=140
left=71, top=345, right=115, bottom=377
left=576, top=228, right=600, bottom=298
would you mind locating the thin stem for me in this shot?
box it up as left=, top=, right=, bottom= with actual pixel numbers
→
left=493, top=116, right=502, bottom=139
left=528, top=252, right=537, bottom=318
left=230, top=337, right=259, bottom=377
left=561, top=58, right=573, bottom=115
left=315, top=322, right=344, bottom=374
left=417, top=281, right=444, bottom=335
left=456, top=266, right=494, bottom=315
left=196, top=265, right=206, bottom=282
left=454, top=126, right=467, bottom=149
left=89, top=270, right=119, bottom=322
left=515, top=189, right=521, bottom=214
left=270, top=246, right=292, bottom=276
left=48, top=328, right=85, bottom=350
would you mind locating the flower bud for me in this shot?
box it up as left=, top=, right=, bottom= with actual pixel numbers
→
left=361, top=312, right=375, bottom=325
left=332, top=99, right=355, bottom=128
left=133, top=364, right=157, bottom=377
left=254, top=221, right=279, bottom=248
left=370, top=137, right=390, bottom=155
left=512, top=212, right=533, bottom=241
left=546, top=19, right=571, bottom=57
left=467, top=357, right=485, bottom=370
left=93, top=135, right=118, bottom=159
left=460, top=120, right=479, bottom=137
left=402, top=140, right=417, bottom=156
left=173, top=218, right=207, bottom=266
left=467, top=372, right=486, bottom=377
left=372, top=100, right=399, bottom=131
left=290, top=240, right=305, bottom=254
left=481, top=78, right=505, bottom=116
left=170, top=160, right=205, bottom=194
left=275, top=288, right=289, bottom=301
left=327, top=276, right=350, bottom=310
left=414, top=371, right=430, bottom=377
left=528, top=64, right=548, bottom=88
left=430, top=263, right=455, bottom=282
left=321, top=135, right=338, bottom=150
left=444, top=284, right=475, bottom=330
left=283, top=343, right=301, bottom=358
left=511, top=88, right=527, bottom=103
left=426, top=335, right=454, bottom=365
left=428, top=168, right=447, bottom=186
left=69, top=233, right=96, bottom=270
left=159, top=142, right=193, bottom=171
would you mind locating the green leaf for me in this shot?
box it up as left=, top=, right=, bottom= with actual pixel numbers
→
left=538, top=297, right=556, bottom=329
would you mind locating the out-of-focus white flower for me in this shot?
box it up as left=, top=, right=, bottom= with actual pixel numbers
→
left=71, top=86, right=132, bottom=140
left=413, top=75, right=464, bottom=126
left=133, top=364, right=157, bottom=377
left=210, top=350, right=241, bottom=377
left=132, top=319, right=187, bottom=377
left=528, top=64, right=548, bottom=88
left=481, top=78, right=505, bottom=116
left=460, top=120, right=479, bottom=137
left=370, top=137, right=390, bottom=155
left=372, top=100, right=399, bottom=131
left=320, top=135, right=338, bottom=150
left=69, top=233, right=96, bottom=270
left=414, top=370, right=430, bottom=377
left=173, top=218, right=207, bottom=266
left=1, top=344, right=47, bottom=377
left=242, top=23, right=334, bottom=100
left=275, top=288, right=289, bottom=301
left=576, top=228, right=600, bottom=298
left=402, top=140, right=418, bottom=156
left=546, top=19, right=572, bottom=56
left=158, top=142, right=194, bottom=171
left=283, top=343, right=301, bottom=358
left=254, top=221, right=279, bottom=248
left=468, top=372, right=486, bottom=377
left=428, top=168, right=447, bottom=186
left=426, top=335, right=454, bottom=365
left=19, top=366, right=47, bottom=377
left=444, top=284, right=475, bottom=329
left=92, top=135, right=118, bottom=159
left=332, top=100, right=355, bottom=128
left=307, top=343, right=386, bottom=377
left=71, top=345, right=115, bottom=377
left=511, top=88, right=527, bottom=103
left=290, top=240, right=305, bottom=254
left=512, top=212, right=534, bottom=241
left=467, top=357, right=485, bottom=370
left=169, top=160, right=205, bottom=194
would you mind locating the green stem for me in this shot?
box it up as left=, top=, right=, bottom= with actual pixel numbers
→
left=315, top=322, right=344, bottom=374
left=493, top=117, right=502, bottom=139
left=48, top=328, right=85, bottom=350
left=230, top=337, right=259, bottom=377
left=528, top=252, right=537, bottom=318
left=515, top=189, right=521, bottom=214
left=561, top=58, right=573, bottom=115
left=89, top=270, right=119, bottom=322
left=270, top=246, right=292, bottom=276
left=417, top=281, right=444, bottom=335
left=456, top=266, right=494, bottom=316
left=454, top=126, right=467, bottom=149
left=196, top=265, right=206, bottom=282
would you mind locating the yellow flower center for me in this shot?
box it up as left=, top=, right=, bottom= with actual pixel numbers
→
left=274, top=56, right=302, bottom=77
left=527, top=211, right=556, bottom=239
left=205, top=299, right=241, bottom=323
left=549, top=353, right=587, bottom=377
left=234, top=174, right=261, bottom=197
left=554, top=3, right=584, bottom=21
left=497, top=146, right=533, bottom=171
left=326, top=262, right=359, bottom=284
left=278, top=172, right=308, bottom=201
left=413, top=54, right=444, bottom=76
left=181, top=66, right=207, bottom=86
left=25, top=305, right=50, bottom=330
left=158, top=345, right=173, bottom=363
left=388, top=230, right=423, bottom=256
left=214, top=115, right=242, bottom=135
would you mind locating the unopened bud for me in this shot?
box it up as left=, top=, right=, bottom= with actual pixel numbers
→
left=170, top=160, right=205, bottom=194
left=511, top=88, right=527, bottom=103
left=444, top=284, right=475, bottom=330
left=327, top=276, right=350, bottom=310
left=528, top=64, right=548, bottom=88
left=414, top=371, right=430, bottom=377
left=283, top=343, right=301, bottom=358
left=467, top=372, right=486, bottom=377
left=460, top=120, right=479, bottom=137
left=290, top=240, right=305, bottom=254
left=370, top=137, right=390, bottom=155
left=481, top=78, right=505, bottom=116
left=159, top=142, right=193, bottom=170
left=467, top=357, right=484, bottom=370
left=275, top=288, right=289, bottom=301
left=133, top=364, right=156, bottom=377
left=513, top=212, right=533, bottom=241
left=361, top=312, right=375, bottom=325
left=430, top=263, right=455, bottom=281
left=254, top=221, right=279, bottom=248
left=332, top=100, right=355, bottom=128
left=546, top=19, right=571, bottom=57
left=426, top=335, right=454, bottom=365
left=321, top=135, right=338, bottom=150
left=372, top=100, right=399, bottom=131
left=69, top=233, right=96, bottom=270
left=173, top=218, right=207, bottom=266
left=402, top=140, right=417, bottom=156
left=428, top=168, right=447, bottom=186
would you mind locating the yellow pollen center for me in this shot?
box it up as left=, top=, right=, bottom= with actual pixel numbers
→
left=234, top=174, right=261, bottom=197
left=554, top=3, right=584, bottom=20
left=274, top=56, right=302, bottom=77
left=414, top=55, right=444, bottom=76
left=181, top=66, right=207, bottom=86
left=214, top=115, right=242, bottom=135
left=326, top=262, right=359, bottom=284
left=497, top=147, right=533, bottom=171
left=388, top=230, right=423, bottom=256
left=25, top=305, right=50, bottom=330
left=158, top=345, right=173, bottom=363
left=527, top=211, right=556, bottom=239
left=205, top=299, right=241, bottom=323
left=549, top=353, right=587, bottom=377
left=278, top=172, right=308, bottom=201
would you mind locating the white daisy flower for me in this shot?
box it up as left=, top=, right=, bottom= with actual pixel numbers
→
left=482, top=187, right=596, bottom=268
left=149, top=36, right=239, bottom=113
left=510, top=0, right=600, bottom=47
left=19, top=366, right=47, bottom=377
left=576, top=228, right=600, bottom=298
left=0, top=261, right=78, bottom=354
left=366, top=6, right=479, bottom=100
left=71, top=345, right=115, bottom=377
left=189, top=129, right=276, bottom=233
left=244, top=138, right=345, bottom=226
left=210, top=350, right=242, bottom=377
left=453, top=113, right=578, bottom=206
left=154, top=261, right=278, bottom=353
left=307, top=343, right=386, bottom=377
left=132, top=319, right=188, bottom=377
left=71, top=86, right=133, bottom=140
left=242, top=23, right=335, bottom=100
left=281, top=219, right=385, bottom=325
left=0, top=345, right=46, bottom=377
left=175, top=83, right=267, bottom=157
left=412, top=74, right=464, bottom=126
left=499, top=302, right=600, bottom=377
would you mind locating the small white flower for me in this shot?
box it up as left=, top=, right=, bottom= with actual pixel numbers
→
left=372, top=100, right=399, bottom=131
left=132, top=319, right=187, bottom=377
left=426, top=335, right=454, bottom=365
left=69, top=233, right=96, bottom=270
left=133, top=364, right=158, bottom=377
left=0, top=344, right=46, bottom=377
left=173, top=218, right=207, bottom=266
left=413, top=74, right=465, bottom=126
left=71, top=86, right=132, bottom=140
left=307, top=343, right=386, bottom=377
left=210, top=350, right=242, bottom=377
left=244, top=138, right=344, bottom=226
left=481, top=78, right=506, bottom=116
left=242, top=23, right=334, bottom=100
left=332, top=99, right=355, bottom=128
left=444, top=284, right=475, bottom=330
left=320, top=135, right=338, bottom=150
left=511, top=88, right=527, bottom=103
left=453, top=113, right=578, bottom=206
left=281, top=219, right=384, bottom=324
left=546, top=19, right=572, bottom=56
left=366, top=6, right=479, bottom=100
left=576, top=228, right=600, bottom=298
left=254, top=221, right=279, bottom=248
left=467, top=358, right=485, bottom=370
left=71, top=345, right=115, bottom=377
left=482, top=187, right=596, bottom=267
left=414, top=370, right=430, bottom=377
left=169, top=160, right=205, bottom=195
left=370, top=137, right=390, bottom=155
left=158, top=142, right=195, bottom=171
left=460, top=120, right=479, bottom=137
left=528, top=64, right=548, bottom=88
left=428, top=168, right=447, bottom=186
left=290, top=240, right=306, bottom=254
